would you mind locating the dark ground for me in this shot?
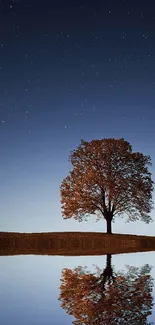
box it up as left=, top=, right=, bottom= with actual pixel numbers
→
left=1, top=231, right=155, bottom=256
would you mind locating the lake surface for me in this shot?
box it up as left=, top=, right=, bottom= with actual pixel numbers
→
left=1, top=251, right=155, bottom=324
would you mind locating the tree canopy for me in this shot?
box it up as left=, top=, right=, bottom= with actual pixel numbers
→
left=58, top=258, right=154, bottom=324
left=60, top=138, right=154, bottom=233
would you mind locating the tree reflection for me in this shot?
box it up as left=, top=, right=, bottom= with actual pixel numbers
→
left=58, top=255, right=154, bottom=324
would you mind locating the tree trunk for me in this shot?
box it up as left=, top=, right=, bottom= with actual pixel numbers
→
left=106, top=254, right=112, bottom=269
left=102, top=255, right=112, bottom=279
left=106, top=217, right=112, bottom=234
left=101, top=254, right=115, bottom=290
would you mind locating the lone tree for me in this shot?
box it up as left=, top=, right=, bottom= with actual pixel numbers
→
left=58, top=262, right=153, bottom=324
left=60, top=138, right=154, bottom=233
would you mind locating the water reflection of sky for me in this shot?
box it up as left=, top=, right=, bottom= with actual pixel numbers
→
left=0, top=251, right=155, bottom=324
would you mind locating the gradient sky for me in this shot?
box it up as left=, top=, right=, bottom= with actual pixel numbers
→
left=0, top=0, right=155, bottom=234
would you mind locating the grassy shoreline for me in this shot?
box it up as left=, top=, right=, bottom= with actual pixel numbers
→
left=1, top=231, right=155, bottom=256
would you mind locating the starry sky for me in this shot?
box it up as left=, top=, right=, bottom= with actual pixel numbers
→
left=0, top=0, right=155, bottom=234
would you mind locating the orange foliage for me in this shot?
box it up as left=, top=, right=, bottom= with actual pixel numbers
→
left=60, top=138, right=154, bottom=232
left=58, top=260, right=154, bottom=324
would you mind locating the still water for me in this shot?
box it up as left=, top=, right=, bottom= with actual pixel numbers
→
left=0, top=251, right=155, bottom=324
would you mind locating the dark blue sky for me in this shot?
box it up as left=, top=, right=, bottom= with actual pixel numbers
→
left=0, top=0, right=155, bottom=233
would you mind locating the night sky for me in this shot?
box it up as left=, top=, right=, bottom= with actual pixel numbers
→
left=0, top=0, right=155, bottom=233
